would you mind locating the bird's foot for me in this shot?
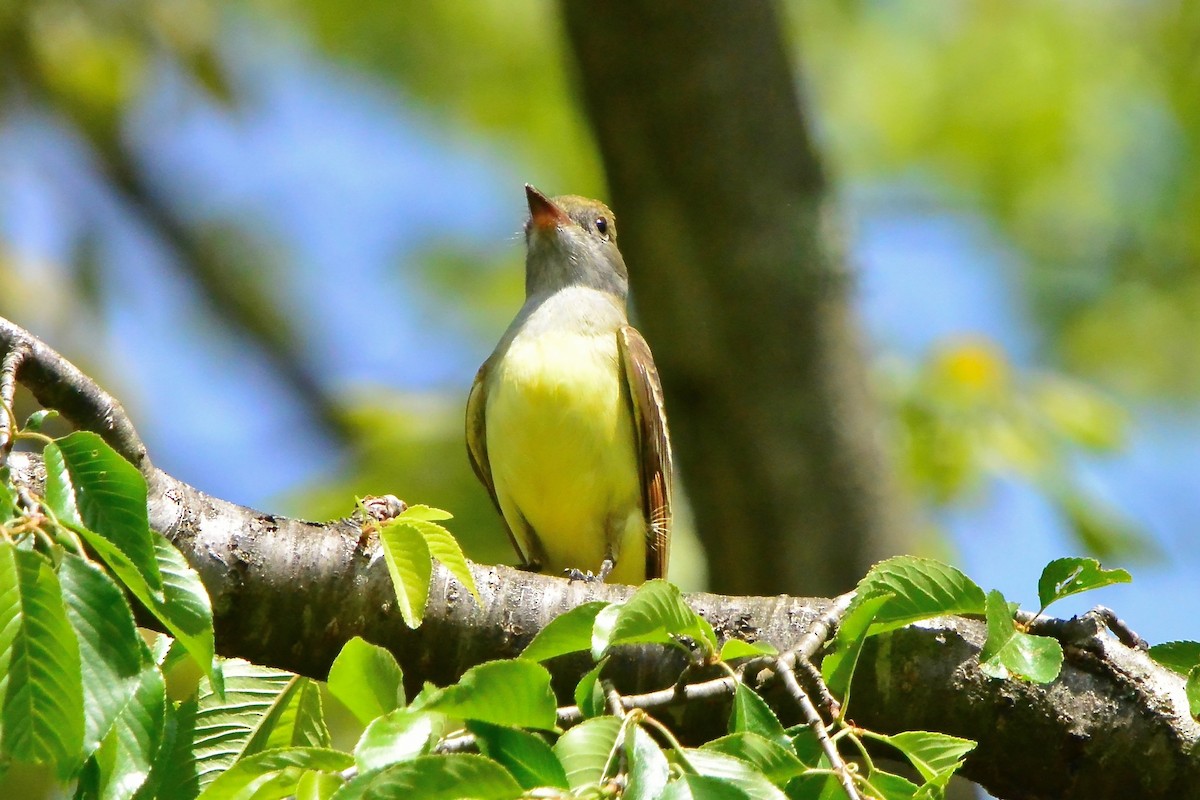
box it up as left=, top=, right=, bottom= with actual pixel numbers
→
left=565, top=558, right=615, bottom=583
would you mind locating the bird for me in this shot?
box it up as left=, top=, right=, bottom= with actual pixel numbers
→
left=465, top=184, right=672, bottom=584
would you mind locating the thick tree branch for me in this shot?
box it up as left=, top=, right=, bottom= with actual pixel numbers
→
left=2, top=316, right=1198, bottom=800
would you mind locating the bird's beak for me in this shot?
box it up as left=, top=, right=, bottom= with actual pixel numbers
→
left=526, top=184, right=569, bottom=231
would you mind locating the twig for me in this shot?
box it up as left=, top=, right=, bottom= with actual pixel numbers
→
left=777, top=656, right=862, bottom=800
left=0, top=342, right=28, bottom=466
left=558, top=673, right=738, bottom=727
left=0, top=317, right=150, bottom=471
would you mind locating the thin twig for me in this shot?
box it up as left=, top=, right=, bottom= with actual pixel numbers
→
left=0, top=342, right=29, bottom=467
left=777, top=657, right=862, bottom=800
left=558, top=674, right=738, bottom=727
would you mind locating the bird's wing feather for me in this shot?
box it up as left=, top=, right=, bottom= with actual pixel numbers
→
left=618, top=325, right=673, bottom=580
left=465, top=361, right=530, bottom=564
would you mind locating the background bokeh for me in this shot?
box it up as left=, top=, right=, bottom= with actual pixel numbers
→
left=2, top=1, right=1197, bottom=647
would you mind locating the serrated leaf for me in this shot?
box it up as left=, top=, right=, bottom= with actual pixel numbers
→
left=874, top=731, right=976, bottom=782
left=22, top=409, right=57, bottom=433
left=718, top=640, right=778, bottom=662
left=154, top=660, right=296, bottom=796
left=626, top=723, right=670, bottom=800
left=469, top=721, right=569, bottom=791
left=295, top=769, right=344, bottom=800
left=863, top=768, right=920, bottom=800
left=417, top=660, right=556, bottom=730
left=1186, top=666, right=1200, bottom=720
left=1148, top=641, right=1200, bottom=675
left=856, top=557, right=986, bottom=634
left=196, top=747, right=353, bottom=800
left=377, top=521, right=431, bottom=628
left=45, top=434, right=161, bottom=592
left=327, top=636, right=405, bottom=725
left=400, top=519, right=480, bottom=606
left=662, top=772, right=753, bottom=799
left=1036, top=558, right=1131, bottom=610
left=729, top=684, right=787, bottom=748
left=823, top=592, right=894, bottom=700
left=980, top=593, right=1063, bottom=684
left=702, top=733, right=804, bottom=785
left=680, top=749, right=788, bottom=800
left=241, top=676, right=331, bottom=757
left=59, top=553, right=144, bottom=759
left=0, top=543, right=85, bottom=776
left=573, top=659, right=606, bottom=720
left=0, top=477, right=17, bottom=525
left=979, top=590, right=1016, bottom=663
left=591, top=580, right=716, bottom=659
left=68, top=527, right=215, bottom=686
left=354, top=708, right=436, bottom=772
left=92, top=645, right=166, bottom=800
left=521, top=601, right=608, bottom=663
left=333, top=753, right=521, bottom=800
left=397, top=505, right=453, bottom=522
left=552, top=716, right=622, bottom=790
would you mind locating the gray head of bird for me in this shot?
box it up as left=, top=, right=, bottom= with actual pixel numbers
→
left=523, top=184, right=629, bottom=298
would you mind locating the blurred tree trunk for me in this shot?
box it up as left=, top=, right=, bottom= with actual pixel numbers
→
left=561, top=0, right=908, bottom=596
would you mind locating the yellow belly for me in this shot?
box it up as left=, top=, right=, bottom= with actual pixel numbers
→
left=487, top=331, right=646, bottom=584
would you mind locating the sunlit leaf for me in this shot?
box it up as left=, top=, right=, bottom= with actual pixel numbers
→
left=327, top=636, right=405, bottom=725
left=1036, top=557, right=1131, bottom=611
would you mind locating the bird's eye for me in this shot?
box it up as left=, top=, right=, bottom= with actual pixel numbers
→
left=594, top=217, right=608, bottom=236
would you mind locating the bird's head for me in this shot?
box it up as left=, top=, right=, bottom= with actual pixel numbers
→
left=523, top=184, right=629, bottom=298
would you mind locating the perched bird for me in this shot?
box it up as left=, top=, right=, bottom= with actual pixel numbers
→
left=466, top=185, right=672, bottom=584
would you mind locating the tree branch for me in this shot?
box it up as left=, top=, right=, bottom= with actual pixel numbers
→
left=2, top=315, right=1198, bottom=800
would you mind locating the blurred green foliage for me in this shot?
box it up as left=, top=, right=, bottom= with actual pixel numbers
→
left=3, top=0, right=1193, bottom=577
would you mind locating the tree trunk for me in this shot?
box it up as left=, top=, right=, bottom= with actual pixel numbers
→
left=560, top=0, right=907, bottom=595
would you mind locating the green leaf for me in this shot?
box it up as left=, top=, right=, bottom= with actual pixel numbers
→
left=403, top=518, right=481, bottom=606
left=417, top=660, right=557, bottom=730
left=0, top=477, right=17, bottom=525
left=469, top=721, right=569, bottom=791
left=1187, top=666, right=1200, bottom=720
left=680, top=749, right=788, bottom=800
left=1036, top=557, right=1131, bottom=610
left=591, top=580, right=716, bottom=659
left=718, top=640, right=778, bottom=662
left=333, top=753, right=521, bottom=800
left=863, top=769, right=920, bottom=800
left=298, top=770, right=344, bottom=800
left=22, top=409, right=58, bottom=433
left=59, top=553, right=145, bottom=759
left=397, top=505, right=453, bottom=522
left=520, top=601, right=608, bottom=663
left=354, top=708, right=437, bottom=772
left=45, top=433, right=161, bottom=592
left=241, top=676, right=331, bottom=757
left=327, top=637, right=405, bottom=725
left=91, top=645, right=166, bottom=800
left=69, top=527, right=215, bottom=686
left=662, top=773, right=752, bottom=799
left=196, top=747, right=353, bottom=800
left=552, top=716, right=623, bottom=790
left=855, top=557, right=986, bottom=634
left=980, top=591, right=1063, bottom=682
left=701, top=733, right=804, bottom=785
left=573, top=659, right=606, bottom=719
left=1148, top=641, right=1200, bottom=675
left=295, top=769, right=344, bottom=800
left=874, top=731, right=976, bottom=782
left=822, top=592, right=894, bottom=700
left=729, top=684, right=788, bottom=748
left=0, top=543, right=85, bottom=776
left=625, top=723, right=670, bottom=800
left=377, top=521, right=432, bottom=628
left=154, top=660, right=297, bottom=796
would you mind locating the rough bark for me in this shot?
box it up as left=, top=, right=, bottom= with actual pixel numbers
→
left=4, top=323, right=1199, bottom=800
left=559, top=0, right=906, bottom=597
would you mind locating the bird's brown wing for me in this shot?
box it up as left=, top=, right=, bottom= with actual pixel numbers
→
left=617, top=325, right=673, bottom=580
left=465, top=362, right=529, bottom=565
